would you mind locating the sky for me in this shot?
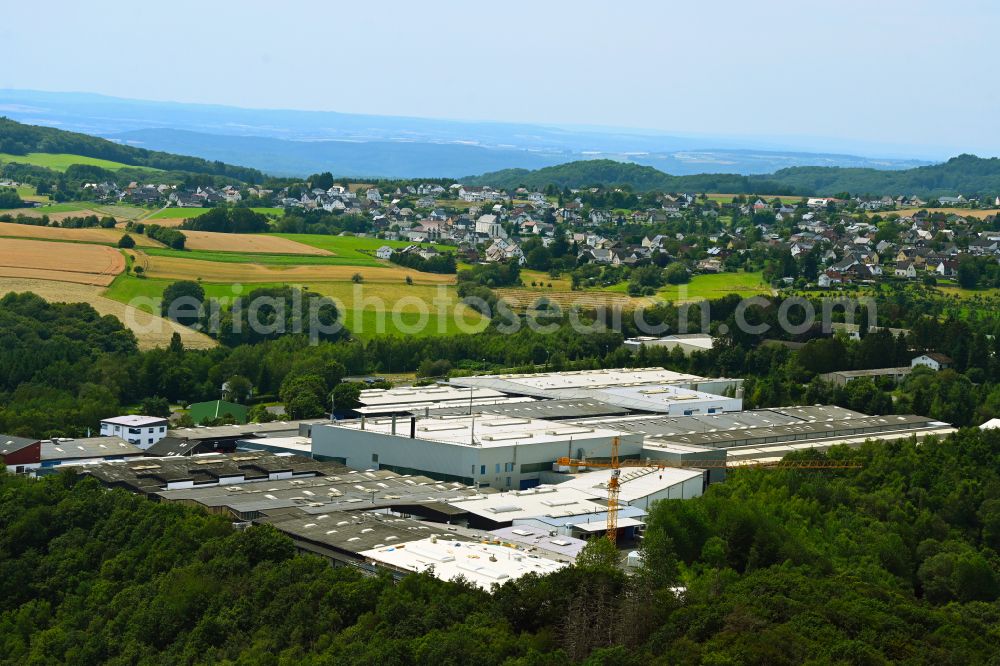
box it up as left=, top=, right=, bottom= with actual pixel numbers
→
left=3, top=0, right=999, bottom=158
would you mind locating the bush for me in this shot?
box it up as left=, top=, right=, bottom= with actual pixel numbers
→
left=145, top=224, right=186, bottom=249
left=0, top=187, right=24, bottom=209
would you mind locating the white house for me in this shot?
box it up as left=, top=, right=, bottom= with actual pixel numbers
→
left=375, top=246, right=394, bottom=260
left=894, top=261, right=917, bottom=278
left=366, top=188, right=383, bottom=203
left=475, top=214, right=507, bottom=239
left=911, top=353, right=953, bottom=371
left=99, top=415, right=169, bottom=449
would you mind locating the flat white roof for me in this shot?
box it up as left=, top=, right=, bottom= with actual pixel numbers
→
left=592, top=384, right=736, bottom=412
left=555, top=466, right=703, bottom=503
left=354, top=396, right=533, bottom=416
left=625, top=334, right=715, bottom=350
left=489, top=525, right=587, bottom=559
left=329, top=414, right=632, bottom=448
left=574, top=516, right=644, bottom=532
left=448, top=485, right=608, bottom=521
left=238, top=436, right=312, bottom=454
left=450, top=367, right=705, bottom=396
left=361, top=537, right=566, bottom=590
left=358, top=385, right=506, bottom=407
left=101, top=415, right=167, bottom=427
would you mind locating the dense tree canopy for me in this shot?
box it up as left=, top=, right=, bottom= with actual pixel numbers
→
left=179, top=207, right=270, bottom=234
left=1, top=429, right=999, bottom=663
left=466, top=154, right=1000, bottom=198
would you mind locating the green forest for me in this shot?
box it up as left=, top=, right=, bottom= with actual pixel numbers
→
left=465, top=155, right=1000, bottom=198
left=1, top=428, right=999, bottom=664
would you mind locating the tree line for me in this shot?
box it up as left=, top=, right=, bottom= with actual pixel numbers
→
left=1, top=426, right=998, bottom=663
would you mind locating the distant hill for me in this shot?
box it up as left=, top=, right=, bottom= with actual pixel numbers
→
left=108, top=128, right=565, bottom=179
left=0, top=90, right=929, bottom=178
left=461, top=160, right=787, bottom=194
left=466, top=156, right=1000, bottom=198
left=763, top=155, right=1000, bottom=198
left=0, top=117, right=264, bottom=183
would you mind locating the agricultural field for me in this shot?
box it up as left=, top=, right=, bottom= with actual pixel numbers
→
left=4, top=202, right=97, bottom=215
left=704, top=193, right=805, bottom=203
left=91, top=204, right=149, bottom=221
left=177, top=231, right=333, bottom=255
left=14, top=184, right=50, bottom=203
left=0, top=237, right=125, bottom=286
left=0, top=277, right=215, bottom=350
left=0, top=221, right=161, bottom=247
left=2, top=202, right=151, bottom=222
left=518, top=269, right=572, bottom=290
left=135, top=251, right=455, bottom=284
left=0, top=152, right=158, bottom=173
left=138, top=248, right=352, bottom=266
left=658, top=271, right=771, bottom=302
left=270, top=234, right=453, bottom=267
left=496, top=287, right=652, bottom=311
left=894, top=207, right=1000, bottom=219
left=146, top=207, right=286, bottom=220
left=103, top=274, right=485, bottom=339
left=935, top=284, right=1000, bottom=299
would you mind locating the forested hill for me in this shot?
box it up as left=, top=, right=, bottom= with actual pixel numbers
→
left=2, top=429, right=1000, bottom=663
left=0, top=117, right=264, bottom=183
left=466, top=155, right=1000, bottom=198
left=463, top=160, right=790, bottom=194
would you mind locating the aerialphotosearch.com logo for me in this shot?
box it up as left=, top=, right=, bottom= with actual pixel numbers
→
left=122, top=283, right=878, bottom=342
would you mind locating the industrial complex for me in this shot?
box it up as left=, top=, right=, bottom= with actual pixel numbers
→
left=27, top=366, right=954, bottom=590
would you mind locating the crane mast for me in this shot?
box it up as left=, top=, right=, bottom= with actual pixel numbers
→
left=555, top=450, right=861, bottom=544
left=606, top=436, right=620, bottom=542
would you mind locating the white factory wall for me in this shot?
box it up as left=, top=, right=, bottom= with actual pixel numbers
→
left=626, top=475, right=705, bottom=510
left=311, top=424, right=643, bottom=490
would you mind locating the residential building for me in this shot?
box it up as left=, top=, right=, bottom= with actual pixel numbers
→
left=911, top=353, right=953, bottom=371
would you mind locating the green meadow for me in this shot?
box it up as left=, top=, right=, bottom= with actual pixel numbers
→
left=658, top=271, right=771, bottom=302
left=146, top=207, right=286, bottom=220
left=0, top=152, right=158, bottom=172
left=103, top=274, right=485, bottom=339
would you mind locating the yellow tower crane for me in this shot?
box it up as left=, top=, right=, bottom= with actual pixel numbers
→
left=556, top=437, right=862, bottom=543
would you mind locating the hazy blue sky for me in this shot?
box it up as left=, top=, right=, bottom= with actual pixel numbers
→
left=3, top=0, right=998, bottom=157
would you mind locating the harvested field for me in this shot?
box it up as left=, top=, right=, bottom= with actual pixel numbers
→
left=496, top=288, right=653, bottom=311
left=0, top=221, right=160, bottom=247
left=136, top=217, right=186, bottom=228
left=179, top=230, right=333, bottom=255
left=0, top=278, right=216, bottom=350
left=0, top=238, right=125, bottom=286
left=4, top=206, right=107, bottom=222
left=894, top=207, right=1000, bottom=219
left=141, top=253, right=455, bottom=284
